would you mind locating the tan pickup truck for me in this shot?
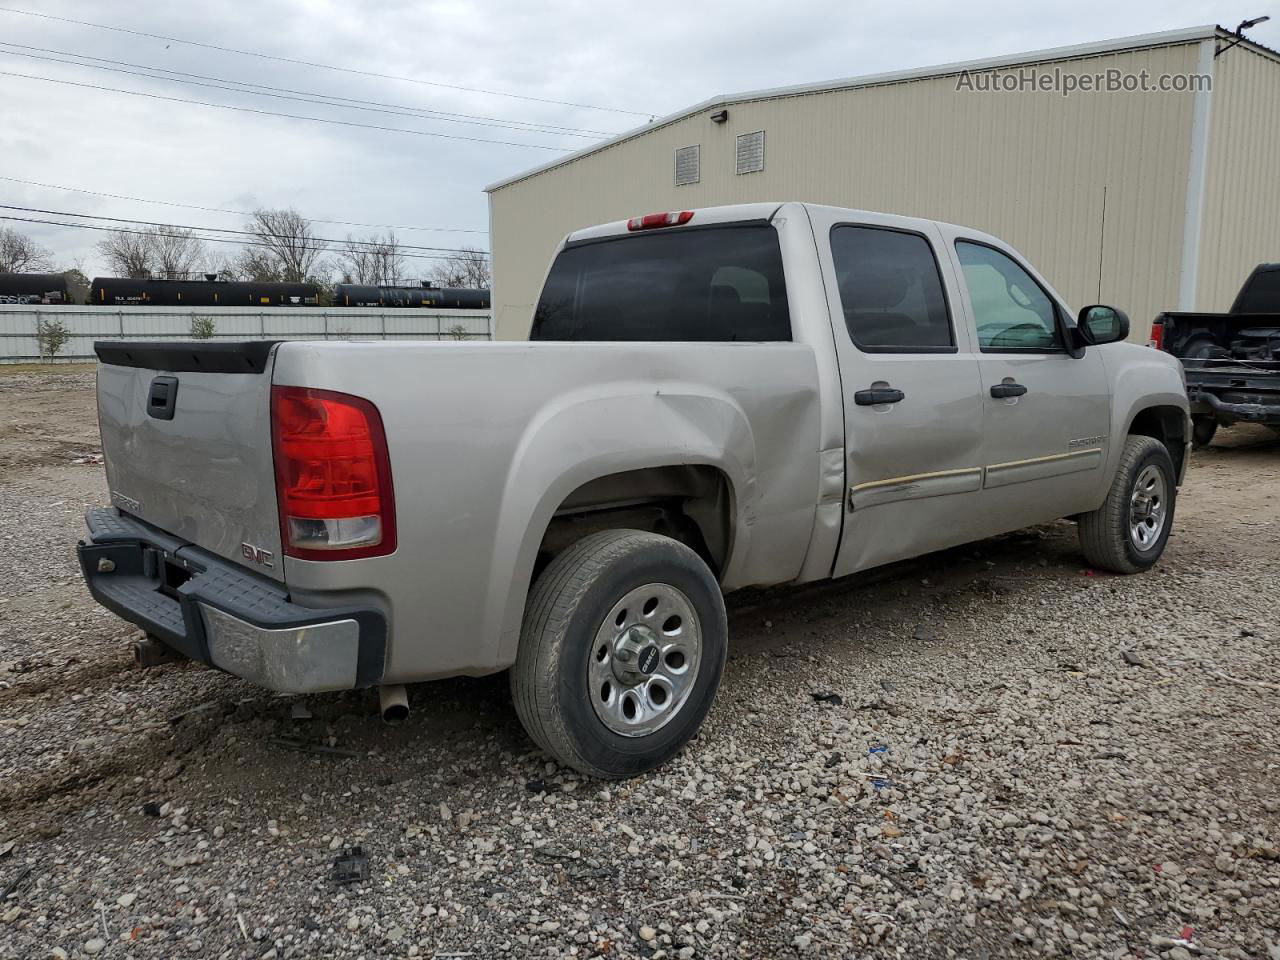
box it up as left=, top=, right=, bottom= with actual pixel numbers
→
left=80, top=202, right=1189, bottom=777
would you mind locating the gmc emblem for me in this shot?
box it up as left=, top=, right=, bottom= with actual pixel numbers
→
left=240, top=542, right=274, bottom=568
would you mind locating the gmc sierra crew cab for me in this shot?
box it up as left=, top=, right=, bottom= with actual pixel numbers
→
left=79, top=202, right=1190, bottom=778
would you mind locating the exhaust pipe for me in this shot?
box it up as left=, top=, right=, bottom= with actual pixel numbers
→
left=379, top=684, right=409, bottom=723
left=134, top=635, right=184, bottom=668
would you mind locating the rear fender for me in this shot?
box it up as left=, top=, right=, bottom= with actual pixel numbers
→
left=483, top=382, right=757, bottom=669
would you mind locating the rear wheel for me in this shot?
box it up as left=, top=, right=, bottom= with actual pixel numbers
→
left=511, top=530, right=726, bottom=779
left=1078, top=435, right=1176, bottom=573
left=1191, top=415, right=1218, bottom=449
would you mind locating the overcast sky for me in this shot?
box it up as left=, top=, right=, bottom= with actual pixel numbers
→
left=1, top=0, right=1274, bottom=279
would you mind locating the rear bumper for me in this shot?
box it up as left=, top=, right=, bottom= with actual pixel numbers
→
left=1185, top=367, right=1280, bottom=426
left=79, top=507, right=386, bottom=693
left=1189, top=388, right=1280, bottom=425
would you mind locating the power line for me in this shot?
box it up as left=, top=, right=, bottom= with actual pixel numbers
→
left=0, top=69, right=575, bottom=151
left=0, top=214, right=475, bottom=264
left=0, top=5, right=652, bottom=117
left=0, top=176, right=488, bottom=235
left=0, top=41, right=614, bottom=136
left=0, top=43, right=616, bottom=140
left=0, top=203, right=488, bottom=255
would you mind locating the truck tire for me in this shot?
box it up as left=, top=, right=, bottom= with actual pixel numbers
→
left=1191, top=415, right=1218, bottom=449
left=511, top=530, right=727, bottom=779
left=1078, top=435, right=1177, bottom=574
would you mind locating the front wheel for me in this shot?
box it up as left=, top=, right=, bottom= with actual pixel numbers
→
left=511, top=530, right=727, bottom=779
left=1078, top=435, right=1177, bottom=574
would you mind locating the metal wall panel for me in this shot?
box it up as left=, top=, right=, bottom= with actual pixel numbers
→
left=0, top=307, right=493, bottom=362
left=490, top=44, right=1204, bottom=341
left=1197, top=46, right=1280, bottom=311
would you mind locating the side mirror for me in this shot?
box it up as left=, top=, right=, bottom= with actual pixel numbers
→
left=1074, top=304, right=1129, bottom=348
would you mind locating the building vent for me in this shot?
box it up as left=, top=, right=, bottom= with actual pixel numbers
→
left=674, top=144, right=700, bottom=186
left=735, top=130, right=765, bottom=175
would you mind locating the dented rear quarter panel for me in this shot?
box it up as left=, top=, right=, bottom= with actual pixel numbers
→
left=271, top=340, right=822, bottom=682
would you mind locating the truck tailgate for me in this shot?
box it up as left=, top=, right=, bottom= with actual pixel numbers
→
left=94, top=340, right=284, bottom=582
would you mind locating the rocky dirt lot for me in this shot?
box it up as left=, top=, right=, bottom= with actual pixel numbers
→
left=1, top=366, right=1277, bottom=960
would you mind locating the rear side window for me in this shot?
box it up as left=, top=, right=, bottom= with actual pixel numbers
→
left=830, top=226, right=954, bottom=352
left=531, top=225, right=791, bottom=341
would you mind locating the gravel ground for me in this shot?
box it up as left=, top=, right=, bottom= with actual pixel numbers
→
left=1, top=367, right=1278, bottom=960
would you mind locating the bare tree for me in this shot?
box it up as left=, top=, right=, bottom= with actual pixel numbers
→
left=96, top=229, right=156, bottom=278
left=0, top=226, right=52, bottom=272
left=339, top=231, right=405, bottom=285
left=428, top=246, right=491, bottom=288
left=151, top=228, right=208, bottom=279
left=233, top=247, right=282, bottom=282
left=201, top=251, right=242, bottom=281
left=95, top=226, right=209, bottom=279
left=238, top=208, right=326, bottom=283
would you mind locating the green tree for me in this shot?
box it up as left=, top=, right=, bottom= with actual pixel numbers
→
left=189, top=316, right=217, bottom=339
left=37, top=317, right=70, bottom=360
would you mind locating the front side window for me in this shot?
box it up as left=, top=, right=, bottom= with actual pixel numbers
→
left=956, top=241, right=1062, bottom=351
left=531, top=225, right=790, bottom=342
left=830, top=226, right=954, bottom=352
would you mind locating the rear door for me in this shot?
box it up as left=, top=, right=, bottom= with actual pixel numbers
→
left=942, top=232, right=1110, bottom=525
left=809, top=210, right=993, bottom=577
left=95, top=341, right=285, bottom=581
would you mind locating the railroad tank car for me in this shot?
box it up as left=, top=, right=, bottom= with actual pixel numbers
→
left=0, top=272, right=73, bottom=305
left=333, top=283, right=490, bottom=308
left=90, top=276, right=321, bottom=307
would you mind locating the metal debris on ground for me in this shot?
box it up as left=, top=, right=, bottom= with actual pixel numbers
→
left=811, top=691, right=843, bottom=706
left=331, top=847, right=369, bottom=885
left=525, top=779, right=547, bottom=793
left=0, top=866, right=32, bottom=901
left=290, top=702, right=313, bottom=721
left=270, top=737, right=357, bottom=758
left=168, top=701, right=225, bottom=725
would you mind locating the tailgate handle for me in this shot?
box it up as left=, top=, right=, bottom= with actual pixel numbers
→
left=147, top=376, right=179, bottom=420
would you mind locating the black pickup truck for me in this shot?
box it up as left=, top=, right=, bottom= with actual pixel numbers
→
left=1152, top=263, right=1280, bottom=447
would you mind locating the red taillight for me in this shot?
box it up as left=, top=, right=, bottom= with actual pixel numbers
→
left=1149, top=320, right=1164, bottom=350
left=626, top=211, right=694, bottom=231
left=271, top=385, right=396, bottom=561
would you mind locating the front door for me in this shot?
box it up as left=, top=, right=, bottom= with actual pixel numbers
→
left=945, top=233, right=1111, bottom=528
left=811, top=211, right=995, bottom=578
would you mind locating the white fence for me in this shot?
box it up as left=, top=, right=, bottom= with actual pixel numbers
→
left=0, top=305, right=494, bottom=363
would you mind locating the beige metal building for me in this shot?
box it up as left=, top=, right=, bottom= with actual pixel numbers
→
left=486, top=26, right=1279, bottom=341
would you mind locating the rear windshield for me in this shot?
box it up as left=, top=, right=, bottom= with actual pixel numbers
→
left=531, top=224, right=791, bottom=341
